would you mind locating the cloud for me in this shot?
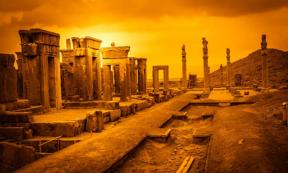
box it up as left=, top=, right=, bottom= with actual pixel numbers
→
left=1, top=0, right=288, bottom=28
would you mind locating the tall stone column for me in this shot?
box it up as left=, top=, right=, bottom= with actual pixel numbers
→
left=220, top=64, right=224, bottom=87
left=40, top=46, right=50, bottom=110
left=202, top=38, right=210, bottom=88
left=94, top=54, right=102, bottom=100
left=130, top=58, right=137, bottom=95
left=226, top=48, right=231, bottom=87
left=103, top=65, right=112, bottom=101
left=138, top=58, right=147, bottom=94
left=119, top=63, right=128, bottom=101
left=261, top=34, right=268, bottom=88
left=153, top=67, right=159, bottom=92
left=54, top=51, right=62, bottom=109
left=126, top=60, right=131, bottom=97
left=181, top=45, right=187, bottom=88
left=163, top=67, right=169, bottom=91
left=113, top=65, right=121, bottom=95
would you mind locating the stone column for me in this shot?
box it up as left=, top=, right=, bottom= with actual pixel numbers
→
left=138, top=59, right=147, bottom=94
left=220, top=64, right=224, bottom=87
left=113, top=65, right=121, bottom=95
left=103, top=65, right=112, bottom=101
left=94, top=54, right=102, bottom=100
left=130, top=58, right=137, bottom=95
left=126, top=60, right=131, bottom=97
left=40, top=46, right=50, bottom=110
left=54, top=51, right=62, bottom=109
left=66, top=39, right=71, bottom=49
left=163, top=67, right=169, bottom=91
left=182, top=45, right=187, bottom=88
left=119, top=63, right=128, bottom=101
left=202, top=38, right=210, bottom=88
left=153, top=67, right=159, bottom=92
left=226, top=48, right=231, bottom=87
left=261, top=34, right=268, bottom=88
left=86, top=53, right=94, bottom=101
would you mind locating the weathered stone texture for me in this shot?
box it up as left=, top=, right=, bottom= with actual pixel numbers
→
left=0, top=54, right=17, bottom=103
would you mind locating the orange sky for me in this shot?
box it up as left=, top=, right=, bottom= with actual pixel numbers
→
left=0, top=0, right=288, bottom=79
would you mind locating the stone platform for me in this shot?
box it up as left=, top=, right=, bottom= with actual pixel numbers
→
left=15, top=91, right=195, bottom=173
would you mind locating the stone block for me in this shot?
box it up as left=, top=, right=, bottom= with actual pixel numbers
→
left=104, top=101, right=120, bottom=110
left=0, top=142, right=36, bottom=173
left=31, top=120, right=85, bottom=137
left=86, top=111, right=97, bottom=132
left=109, top=109, right=121, bottom=122
left=0, top=127, right=25, bottom=141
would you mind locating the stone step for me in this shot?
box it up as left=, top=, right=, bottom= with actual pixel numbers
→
left=31, top=119, right=86, bottom=137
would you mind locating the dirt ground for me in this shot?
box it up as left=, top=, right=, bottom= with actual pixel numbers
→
left=116, top=90, right=288, bottom=173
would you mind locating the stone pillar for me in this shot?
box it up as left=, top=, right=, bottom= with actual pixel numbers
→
left=181, top=45, right=187, bottom=88
left=54, top=52, right=62, bottom=109
left=113, top=65, right=121, bottom=95
left=283, top=102, right=287, bottom=126
left=0, top=54, right=18, bottom=103
left=261, top=34, right=268, bottom=88
left=66, top=39, right=71, bottom=49
left=93, top=55, right=102, bottom=100
left=220, top=64, right=224, bottom=87
left=226, top=48, right=231, bottom=87
left=40, top=46, right=50, bottom=110
left=130, top=58, right=137, bottom=95
left=153, top=67, right=159, bottom=92
left=163, top=66, right=169, bottom=91
left=126, top=61, right=131, bottom=97
left=119, top=63, right=128, bottom=101
left=86, top=53, right=94, bottom=101
left=103, top=65, right=113, bottom=101
left=202, top=38, right=210, bottom=88
left=138, top=59, right=147, bottom=94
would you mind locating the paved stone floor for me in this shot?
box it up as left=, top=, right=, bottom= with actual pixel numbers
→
left=16, top=92, right=195, bottom=173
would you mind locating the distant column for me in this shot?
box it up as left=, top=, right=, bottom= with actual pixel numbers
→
left=126, top=61, right=131, bottom=97
left=138, top=58, right=147, bottom=94
left=226, top=48, right=231, bottom=87
left=261, top=34, right=268, bottom=88
left=182, top=45, right=187, bottom=88
left=119, top=63, right=128, bottom=101
left=130, top=58, right=137, bottom=95
left=103, top=65, right=112, bottom=101
left=113, top=65, right=121, bottom=95
left=66, top=39, right=71, bottom=49
left=153, top=67, right=159, bottom=92
left=202, top=38, right=210, bottom=88
left=220, top=64, right=224, bottom=87
left=163, top=66, right=169, bottom=91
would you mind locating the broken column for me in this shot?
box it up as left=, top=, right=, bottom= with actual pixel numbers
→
left=103, top=65, right=113, bottom=101
left=19, top=29, right=62, bottom=110
left=181, top=44, right=187, bottom=88
left=0, top=54, right=18, bottom=103
left=226, top=48, right=231, bottom=87
left=138, top=58, right=147, bottom=94
left=202, top=38, right=210, bottom=88
left=261, top=34, right=268, bottom=88
left=220, top=64, right=224, bottom=87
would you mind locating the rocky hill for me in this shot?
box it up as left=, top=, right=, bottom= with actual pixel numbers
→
left=209, top=48, right=288, bottom=88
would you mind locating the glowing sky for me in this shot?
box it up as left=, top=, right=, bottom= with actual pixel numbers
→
left=1, top=0, right=288, bottom=78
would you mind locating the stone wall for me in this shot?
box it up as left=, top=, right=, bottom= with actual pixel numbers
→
left=209, top=49, right=288, bottom=88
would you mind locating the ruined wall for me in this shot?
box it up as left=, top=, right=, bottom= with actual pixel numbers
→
left=209, top=49, right=288, bottom=88
left=0, top=54, right=17, bottom=103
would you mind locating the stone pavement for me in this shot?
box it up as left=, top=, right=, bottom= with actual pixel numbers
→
left=16, top=91, right=195, bottom=173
